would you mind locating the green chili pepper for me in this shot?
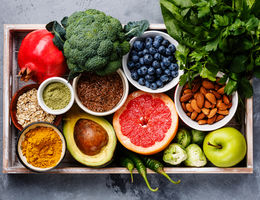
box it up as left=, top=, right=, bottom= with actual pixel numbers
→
left=142, top=157, right=181, bottom=184
left=119, top=157, right=134, bottom=183
left=125, top=151, right=158, bottom=192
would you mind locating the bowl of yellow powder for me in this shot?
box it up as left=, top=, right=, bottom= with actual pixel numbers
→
left=37, top=77, right=74, bottom=115
left=17, top=122, right=66, bottom=172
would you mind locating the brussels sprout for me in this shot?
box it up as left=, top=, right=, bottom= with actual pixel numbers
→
left=184, top=144, right=207, bottom=167
left=191, top=129, right=206, bottom=145
left=175, top=128, right=191, bottom=148
left=163, top=143, right=187, bottom=165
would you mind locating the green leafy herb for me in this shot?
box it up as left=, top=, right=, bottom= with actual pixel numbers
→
left=160, top=0, right=260, bottom=98
left=124, top=20, right=150, bottom=41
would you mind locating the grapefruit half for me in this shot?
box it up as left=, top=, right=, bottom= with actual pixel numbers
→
left=113, top=91, right=179, bottom=155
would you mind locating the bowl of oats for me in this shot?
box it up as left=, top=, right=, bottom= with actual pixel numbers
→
left=10, top=84, right=63, bottom=131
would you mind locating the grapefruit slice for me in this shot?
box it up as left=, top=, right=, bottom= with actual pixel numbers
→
left=113, top=91, right=179, bottom=155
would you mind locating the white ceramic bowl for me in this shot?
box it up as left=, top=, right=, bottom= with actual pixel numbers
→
left=17, top=122, right=66, bottom=172
left=122, top=30, right=183, bottom=93
left=37, top=77, right=75, bottom=115
left=174, top=73, right=238, bottom=131
left=72, top=69, right=129, bottom=116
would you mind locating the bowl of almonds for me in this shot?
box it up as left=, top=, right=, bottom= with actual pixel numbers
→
left=174, top=73, right=238, bottom=131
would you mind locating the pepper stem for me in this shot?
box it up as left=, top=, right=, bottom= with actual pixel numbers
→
left=207, top=142, right=222, bottom=149
left=129, top=169, right=134, bottom=183
left=141, top=173, right=158, bottom=192
left=158, top=169, right=181, bottom=184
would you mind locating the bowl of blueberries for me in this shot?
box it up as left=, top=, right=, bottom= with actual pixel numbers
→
left=122, top=31, right=183, bottom=93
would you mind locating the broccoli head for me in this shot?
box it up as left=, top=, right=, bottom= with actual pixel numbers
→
left=63, top=9, right=130, bottom=77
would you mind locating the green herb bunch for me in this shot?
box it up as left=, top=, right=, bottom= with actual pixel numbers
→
left=160, top=0, right=259, bottom=98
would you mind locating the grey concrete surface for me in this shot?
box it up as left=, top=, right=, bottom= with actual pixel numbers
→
left=0, top=0, right=259, bottom=199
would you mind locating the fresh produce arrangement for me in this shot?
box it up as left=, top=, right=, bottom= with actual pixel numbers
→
left=7, top=1, right=258, bottom=190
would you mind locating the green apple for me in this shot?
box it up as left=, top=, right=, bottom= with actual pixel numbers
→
left=203, top=127, right=247, bottom=167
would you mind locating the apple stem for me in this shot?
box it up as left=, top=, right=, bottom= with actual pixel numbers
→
left=207, top=142, right=222, bottom=149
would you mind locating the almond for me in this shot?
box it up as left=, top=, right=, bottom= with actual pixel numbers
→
left=204, top=100, right=212, bottom=108
left=182, top=103, right=187, bottom=112
left=180, top=93, right=193, bottom=102
left=227, top=102, right=232, bottom=108
left=223, top=95, right=230, bottom=105
left=196, top=113, right=205, bottom=121
left=200, top=86, right=207, bottom=96
left=202, top=80, right=214, bottom=89
left=191, top=111, right=198, bottom=120
left=207, top=115, right=216, bottom=124
left=196, top=93, right=204, bottom=108
left=218, top=110, right=229, bottom=115
left=208, top=108, right=217, bottom=118
left=205, top=93, right=216, bottom=104
left=212, top=104, right=216, bottom=108
left=186, top=103, right=194, bottom=112
left=202, top=108, right=210, bottom=115
left=198, top=119, right=207, bottom=125
left=215, top=84, right=221, bottom=91
left=192, top=82, right=201, bottom=93
left=194, top=92, right=199, bottom=100
left=211, top=90, right=221, bottom=99
left=217, top=102, right=228, bottom=111
left=217, top=87, right=225, bottom=95
left=191, top=99, right=201, bottom=113
left=187, top=112, right=191, bottom=117
left=183, top=83, right=190, bottom=90
left=216, top=115, right=225, bottom=122
left=183, top=89, right=192, bottom=94
left=216, top=99, right=222, bottom=107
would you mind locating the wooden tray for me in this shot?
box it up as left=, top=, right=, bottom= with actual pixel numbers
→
left=2, top=24, right=253, bottom=174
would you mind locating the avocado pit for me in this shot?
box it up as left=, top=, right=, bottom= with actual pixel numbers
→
left=74, top=119, right=108, bottom=156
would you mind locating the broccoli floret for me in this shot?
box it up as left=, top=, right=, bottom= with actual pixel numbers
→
left=63, top=9, right=130, bottom=77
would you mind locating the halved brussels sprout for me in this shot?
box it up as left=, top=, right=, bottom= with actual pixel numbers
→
left=184, top=144, right=207, bottom=167
left=163, top=143, right=187, bottom=165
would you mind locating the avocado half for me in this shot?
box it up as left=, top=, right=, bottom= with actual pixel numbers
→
left=63, top=106, right=117, bottom=167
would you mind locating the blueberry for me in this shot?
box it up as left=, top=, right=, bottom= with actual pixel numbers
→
left=165, top=48, right=172, bottom=56
left=168, top=44, right=176, bottom=53
left=135, top=63, right=141, bottom=69
left=153, top=40, right=160, bottom=48
left=168, top=55, right=175, bottom=62
left=143, top=54, right=153, bottom=65
left=145, top=80, right=150, bottom=88
left=145, top=74, right=155, bottom=82
left=148, top=67, right=155, bottom=75
left=145, top=42, right=152, bottom=49
left=160, top=75, right=169, bottom=83
left=156, top=73, right=161, bottom=78
left=131, top=50, right=138, bottom=56
left=158, top=46, right=166, bottom=55
left=137, top=68, right=142, bottom=76
left=150, top=83, right=158, bottom=90
left=164, top=69, right=171, bottom=76
left=169, top=63, right=178, bottom=71
left=127, top=61, right=135, bottom=70
left=140, top=66, right=148, bottom=75
left=152, top=60, right=160, bottom=68
left=154, top=35, right=163, bottom=43
left=132, top=55, right=139, bottom=63
left=138, top=78, right=145, bottom=86
left=131, top=71, right=139, bottom=80
left=145, top=37, right=153, bottom=44
left=171, top=70, right=179, bottom=78
left=156, top=80, right=163, bottom=88
left=139, top=57, right=144, bottom=65
left=137, top=51, right=143, bottom=57
left=163, top=57, right=171, bottom=67
left=154, top=53, right=161, bottom=61
left=143, top=49, right=149, bottom=55
left=162, top=39, right=169, bottom=46
left=156, top=68, right=162, bottom=75
left=168, top=76, right=173, bottom=82
left=160, top=62, right=167, bottom=70
left=149, top=47, right=157, bottom=55
left=133, top=40, right=144, bottom=51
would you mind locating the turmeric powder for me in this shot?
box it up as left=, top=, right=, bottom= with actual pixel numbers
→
left=21, top=126, right=62, bottom=168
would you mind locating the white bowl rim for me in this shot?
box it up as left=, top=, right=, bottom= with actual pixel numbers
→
left=72, top=69, right=129, bottom=116
left=17, top=122, right=66, bottom=172
left=37, top=77, right=75, bottom=115
left=174, top=72, right=239, bottom=131
left=122, top=30, right=183, bottom=93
